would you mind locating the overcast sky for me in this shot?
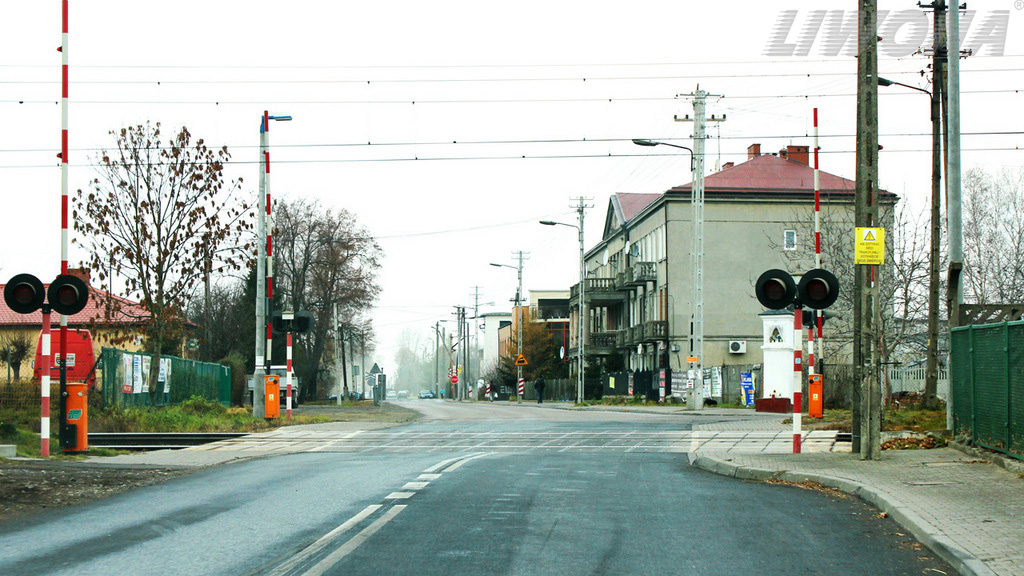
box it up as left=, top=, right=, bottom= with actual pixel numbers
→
left=2, top=1, right=1021, bottom=372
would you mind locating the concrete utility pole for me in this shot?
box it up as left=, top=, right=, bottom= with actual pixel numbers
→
left=854, top=0, right=882, bottom=459
left=946, top=1, right=965, bottom=430
left=676, top=87, right=724, bottom=407
left=491, top=252, right=528, bottom=402
left=572, top=197, right=592, bottom=404
left=253, top=120, right=268, bottom=419
left=455, top=306, right=465, bottom=401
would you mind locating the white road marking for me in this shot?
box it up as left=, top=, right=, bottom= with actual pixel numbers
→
left=264, top=504, right=381, bottom=576
left=385, top=492, right=416, bottom=499
left=301, top=505, right=407, bottom=576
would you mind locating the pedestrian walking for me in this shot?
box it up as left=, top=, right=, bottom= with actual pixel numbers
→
left=534, top=377, right=546, bottom=404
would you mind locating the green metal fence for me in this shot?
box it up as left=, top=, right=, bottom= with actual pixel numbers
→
left=100, top=348, right=231, bottom=407
left=950, top=321, right=1024, bottom=461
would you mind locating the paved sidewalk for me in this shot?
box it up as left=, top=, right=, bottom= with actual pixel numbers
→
left=690, top=445, right=1024, bottom=576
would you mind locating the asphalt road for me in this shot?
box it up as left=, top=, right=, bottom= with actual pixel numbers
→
left=0, top=401, right=952, bottom=576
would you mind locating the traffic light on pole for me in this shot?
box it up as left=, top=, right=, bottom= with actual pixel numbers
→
left=755, top=268, right=839, bottom=311
left=755, top=269, right=797, bottom=310
left=48, top=275, right=89, bottom=316
left=797, top=269, right=840, bottom=310
left=4, top=274, right=46, bottom=314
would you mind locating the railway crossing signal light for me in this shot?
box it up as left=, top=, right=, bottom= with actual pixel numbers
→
left=755, top=269, right=797, bottom=310
left=797, top=269, right=840, bottom=310
left=4, top=273, right=46, bottom=314
left=48, top=274, right=89, bottom=316
left=4, top=273, right=88, bottom=316
left=755, top=268, right=839, bottom=311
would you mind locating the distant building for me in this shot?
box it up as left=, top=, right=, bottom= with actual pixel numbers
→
left=567, top=143, right=896, bottom=376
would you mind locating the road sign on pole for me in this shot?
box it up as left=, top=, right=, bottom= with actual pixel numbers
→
left=515, top=354, right=528, bottom=366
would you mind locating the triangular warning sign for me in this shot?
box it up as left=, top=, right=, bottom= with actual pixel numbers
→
left=515, top=354, right=528, bottom=366
left=863, top=230, right=876, bottom=242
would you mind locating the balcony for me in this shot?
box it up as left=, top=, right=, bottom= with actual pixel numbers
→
left=622, top=320, right=668, bottom=345
left=569, top=277, right=626, bottom=306
left=617, top=261, right=657, bottom=288
left=568, top=330, right=621, bottom=356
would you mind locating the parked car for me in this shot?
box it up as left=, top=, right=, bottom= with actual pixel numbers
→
left=418, top=390, right=436, bottom=399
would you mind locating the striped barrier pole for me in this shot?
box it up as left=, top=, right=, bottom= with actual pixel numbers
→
left=286, top=331, right=293, bottom=420
left=40, top=309, right=52, bottom=457
left=793, top=309, right=803, bottom=453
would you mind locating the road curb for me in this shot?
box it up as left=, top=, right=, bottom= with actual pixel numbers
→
left=688, top=452, right=997, bottom=576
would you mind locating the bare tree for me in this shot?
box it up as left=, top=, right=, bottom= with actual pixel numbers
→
left=73, top=122, right=250, bottom=404
left=962, top=167, right=1024, bottom=304
left=770, top=199, right=929, bottom=370
left=273, top=198, right=382, bottom=400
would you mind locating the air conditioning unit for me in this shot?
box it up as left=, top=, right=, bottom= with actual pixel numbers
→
left=728, top=340, right=747, bottom=354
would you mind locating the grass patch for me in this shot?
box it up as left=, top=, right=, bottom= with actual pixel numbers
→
left=90, top=397, right=331, bottom=433
left=796, top=406, right=948, bottom=435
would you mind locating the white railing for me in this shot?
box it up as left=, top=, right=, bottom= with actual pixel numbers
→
left=886, top=365, right=949, bottom=399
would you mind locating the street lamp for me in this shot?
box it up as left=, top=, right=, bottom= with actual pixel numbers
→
left=253, top=111, right=292, bottom=419
left=633, top=138, right=703, bottom=405
left=879, top=76, right=942, bottom=408
left=491, top=258, right=524, bottom=403
left=540, top=218, right=586, bottom=405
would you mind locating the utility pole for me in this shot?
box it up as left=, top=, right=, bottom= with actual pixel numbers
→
left=455, top=306, right=465, bottom=401
left=470, top=286, right=483, bottom=399
left=924, top=0, right=947, bottom=410
left=570, top=197, right=593, bottom=404
left=434, top=320, right=441, bottom=397
left=854, top=0, right=882, bottom=459
left=253, top=120, right=268, bottom=419
left=334, top=304, right=341, bottom=405
left=946, top=1, right=965, bottom=429
left=676, top=86, right=724, bottom=408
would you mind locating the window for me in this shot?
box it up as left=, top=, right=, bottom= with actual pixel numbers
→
left=783, top=230, right=797, bottom=251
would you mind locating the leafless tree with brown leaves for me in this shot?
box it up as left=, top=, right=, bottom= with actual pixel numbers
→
left=73, top=122, right=250, bottom=404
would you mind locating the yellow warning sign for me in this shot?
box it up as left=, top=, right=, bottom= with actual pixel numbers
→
left=855, top=227, right=885, bottom=265
left=514, top=354, right=529, bottom=366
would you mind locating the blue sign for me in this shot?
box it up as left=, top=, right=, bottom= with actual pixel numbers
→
left=740, top=372, right=755, bottom=407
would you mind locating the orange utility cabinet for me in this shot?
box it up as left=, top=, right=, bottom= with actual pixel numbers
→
left=808, top=374, right=824, bottom=419
left=264, top=375, right=280, bottom=418
left=63, top=382, right=89, bottom=453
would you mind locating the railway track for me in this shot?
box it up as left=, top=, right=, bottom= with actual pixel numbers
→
left=87, top=432, right=250, bottom=451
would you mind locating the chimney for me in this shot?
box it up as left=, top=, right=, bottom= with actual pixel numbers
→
left=785, top=145, right=809, bottom=166
left=68, top=267, right=90, bottom=287
left=747, top=143, right=761, bottom=160
left=722, top=161, right=734, bottom=170
left=778, top=147, right=788, bottom=160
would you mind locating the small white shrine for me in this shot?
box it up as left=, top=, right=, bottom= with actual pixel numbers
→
left=760, top=310, right=795, bottom=399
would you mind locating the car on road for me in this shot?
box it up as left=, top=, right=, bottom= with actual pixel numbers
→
left=418, top=390, right=436, bottom=399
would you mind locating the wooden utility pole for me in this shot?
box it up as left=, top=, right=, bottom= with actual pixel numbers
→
left=924, top=0, right=947, bottom=410
left=855, top=0, right=881, bottom=459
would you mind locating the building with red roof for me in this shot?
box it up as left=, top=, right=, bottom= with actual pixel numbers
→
left=1, top=268, right=150, bottom=379
left=567, top=144, right=896, bottom=398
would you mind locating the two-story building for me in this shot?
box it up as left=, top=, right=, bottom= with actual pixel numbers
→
left=568, top=143, right=896, bottom=383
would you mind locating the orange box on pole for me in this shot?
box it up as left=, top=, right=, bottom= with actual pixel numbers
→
left=265, top=375, right=280, bottom=419
left=808, top=374, right=824, bottom=419
left=63, top=382, right=89, bottom=453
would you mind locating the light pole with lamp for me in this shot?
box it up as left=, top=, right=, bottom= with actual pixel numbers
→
left=491, top=254, right=525, bottom=403
left=253, top=111, right=292, bottom=419
left=631, top=139, right=700, bottom=404
left=878, top=76, right=942, bottom=409
left=540, top=206, right=588, bottom=405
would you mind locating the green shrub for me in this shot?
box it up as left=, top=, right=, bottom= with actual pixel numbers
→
left=219, top=353, right=248, bottom=407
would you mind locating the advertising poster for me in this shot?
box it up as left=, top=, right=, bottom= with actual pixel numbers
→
left=740, top=372, right=755, bottom=407
left=132, top=355, right=143, bottom=394
left=122, top=354, right=133, bottom=394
